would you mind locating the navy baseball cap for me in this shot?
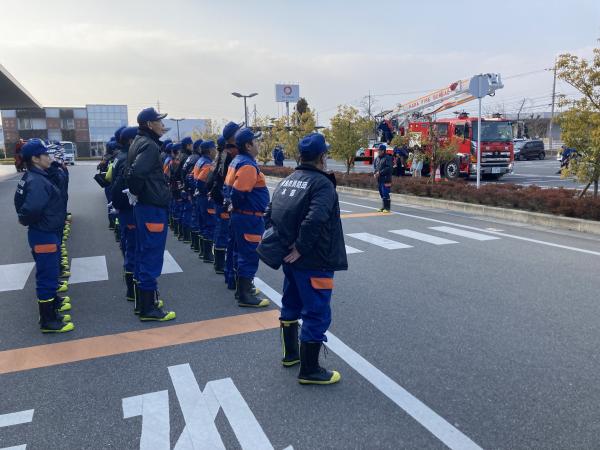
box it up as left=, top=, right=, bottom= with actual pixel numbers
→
left=173, top=143, right=182, bottom=152
left=223, top=121, right=242, bottom=140
left=298, top=133, right=329, bottom=160
left=234, top=127, right=260, bottom=150
left=137, top=107, right=167, bottom=124
left=378, top=144, right=387, bottom=152
left=193, top=139, right=203, bottom=151
left=161, top=139, right=173, bottom=149
left=181, top=136, right=193, bottom=147
left=200, top=140, right=216, bottom=151
left=114, top=126, right=127, bottom=143
left=22, top=139, right=49, bottom=158
left=217, top=135, right=226, bottom=149
left=165, top=143, right=173, bottom=153
left=120, top=126, right=138, bottom=144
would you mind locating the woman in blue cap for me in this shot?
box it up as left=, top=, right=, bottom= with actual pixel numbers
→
left=14, top=139, right=74, bottom=333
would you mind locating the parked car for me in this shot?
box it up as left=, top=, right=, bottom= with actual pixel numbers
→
left=60, top=141, right=77, bottom=165
left=514, top=139, right=545, bottom=160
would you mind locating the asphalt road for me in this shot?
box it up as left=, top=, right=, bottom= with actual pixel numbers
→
left=1, top=165, right=600, bottom=449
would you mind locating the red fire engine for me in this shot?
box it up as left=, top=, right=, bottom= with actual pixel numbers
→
left=357, top=75, right=514, bottom=180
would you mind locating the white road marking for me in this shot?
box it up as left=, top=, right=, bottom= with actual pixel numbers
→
left=0, top=263, right=34, bottom=292
left=254, top=278, right=482, bottom=450
left=122, top=390, right=170, bottom=450
left=347, top=232, right=412, bottom=249
left=161, top=250, right=183, bottom=274
left=345, top=245, right=363, bottom=254
left=340, top=209, right=353, bottom=213
left=389, top=229, right=458, bottom=245
left=0, top=409, right=34, bottom=427
left=339, top=199, right=600, bottom=257
left=430, top=226, right=500, bottom=241
left=69, top=256, right=109, bottom=284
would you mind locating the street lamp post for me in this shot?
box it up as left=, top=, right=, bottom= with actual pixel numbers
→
left=231, top=92, right=258, bottom=126
left=171, top=118, right=185, bottom=141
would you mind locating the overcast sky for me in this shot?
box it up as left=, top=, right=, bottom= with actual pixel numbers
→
left=1, top=0, right=599, bottom=126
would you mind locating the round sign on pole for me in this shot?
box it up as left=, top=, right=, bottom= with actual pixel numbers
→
left=468, top=75, right=491, bottom=99
left=283, top=86, right=292, bottom=95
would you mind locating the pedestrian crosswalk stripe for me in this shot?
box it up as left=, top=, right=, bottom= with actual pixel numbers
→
left=70, top=256, right=109, bottom=284
left=429, top=226, right=500, bottom=241
left=162, top=250, right=183, bottom=274
left=0, top=262, right=35, bottom=292
left=389, top=229, right=458, bottom=245
left=345, top=245, right=363, bottom=254
left=346, top=233, right=412, bottom=250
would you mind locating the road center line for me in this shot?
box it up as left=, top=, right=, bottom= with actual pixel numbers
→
left=254, top=278, right=482, bottom=450
left=338, top=199, right=600, bottom=257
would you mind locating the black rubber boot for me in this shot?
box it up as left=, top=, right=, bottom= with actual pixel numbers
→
left=298, top=342, right=341, bottom=385
left=383, top=198, right=391, bottom=212
left=39, top=299, right=74, bottom=333
left=169, top=216, right=174, bottom=230
left=178, top=222, right=184, bottom=241
left=108, top=215, right=116, bottom=230
left=173, top=219, right=180, bottom=237
left=237, top=277, right=270, bottom=308
left=203, top=239, right=215, bottom=263
left=198, top=236, right=205, bottom=259
left=133, top=279, right=141, bottom=315
left=125, top=272, right=135, bottom=302
left=139, top=289, right=176, bottom=322
left=213, top=248, right=226, bottom=274
left=280, top=320, right=300, bottom=367
left=235, top=276, right=261, bottom=300
left=183, top=227, right=191, bottom=243
left=190, top=231, right=198, bottom=251
left=115, top=221, right=121, bottom=242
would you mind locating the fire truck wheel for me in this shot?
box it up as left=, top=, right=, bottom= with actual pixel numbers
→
left=444, top=161, right=460, bottom=179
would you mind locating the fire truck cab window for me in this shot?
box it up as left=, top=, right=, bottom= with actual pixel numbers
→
left=433, top=123, right=448, bottom=137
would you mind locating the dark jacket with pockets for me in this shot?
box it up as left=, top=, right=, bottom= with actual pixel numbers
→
left=14, top=166, right=65, bottom=232
left=262, top=164, right=348, bottom=272
left=374, top=154, right=393, bottom=183
left=127, top=128, right=171, bottom=208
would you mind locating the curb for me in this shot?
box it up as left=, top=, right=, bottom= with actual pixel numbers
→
left=265, top=176, right=600, bottom=236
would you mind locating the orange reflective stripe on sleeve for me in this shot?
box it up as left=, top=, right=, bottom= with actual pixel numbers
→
left=220, top=212, right=230, bottom=219
left=192, top=165, right=200, bottom=180
left=34, top=244, right=58, bottom=254
left=310, top=277, right=334, bottom=290
left=255, top=172, right=267, bottom=188
left=224, top=166, right=236, bottom=186
left=243, top=233, right=262, bottom=243
left=145, top=223, right=165, bottom=232
left=126, top=224, right=136, bottom=230
left=199, top=166, right=211, bottom=182
left=207, top=208, right=216, bottom=214
left=233, top=165, right=258, bottom=192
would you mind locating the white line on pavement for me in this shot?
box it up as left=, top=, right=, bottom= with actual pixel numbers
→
left=389, top=229, right=458, bottom=245
left=430, top=226, right=500, bottom=241
left=345, top=245, right=363, bottom=254
left=0, top=262, right=34, bottom=292
left=253, top=278, right=482, bottom=450
left=339, top=199, right=600, bottom=257
left=162, top=250, right=183, bottom=274
left=0, top=409, right=34, bottom=428
left=69, top=256, right=109, bottom=284
left=347, top=232, right=412, bottom=250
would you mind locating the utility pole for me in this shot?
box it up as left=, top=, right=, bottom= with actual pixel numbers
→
left=517, top=98, right=526, bottom=138
left=367, top=90, right=372, bottom=120
left=156, top=99, right=161, bottom=113
left=548, top=59, right=557, bottom=151
left=252, top=104, right=257, bottom=127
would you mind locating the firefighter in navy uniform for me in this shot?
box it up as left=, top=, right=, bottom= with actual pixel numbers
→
left=224, top=128, right=270, bottom=308
left=14, top=139, right=74, bottom=333
left=374, top=144, right=392, bottom=213
left=179, top=136, right=196, bottom=244
left=212, top=122, right=241, bottom=290
left=260, top=133, right=347, bottom=384
left=127, top=108, right=176, bottom=322
left=190, top=139, right=203, bottom=253
left=110, top=126, right=139, bottom=305
left=206, top=135, right=227, bottom=274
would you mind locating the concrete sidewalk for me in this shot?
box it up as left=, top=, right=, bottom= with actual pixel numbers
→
left=0, top=165, right=17, bottom=182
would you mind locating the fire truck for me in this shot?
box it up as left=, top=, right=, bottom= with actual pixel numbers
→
left=357, top=75, right=515, bottom=180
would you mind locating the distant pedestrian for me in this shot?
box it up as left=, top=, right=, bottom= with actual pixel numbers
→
left=260, top=133, right=347, bottom=385
left=374, top=144, right=392, bottom=212
left=411, top=148, right=423, bottom=178
left=272, top=145, right=285, bottom=166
